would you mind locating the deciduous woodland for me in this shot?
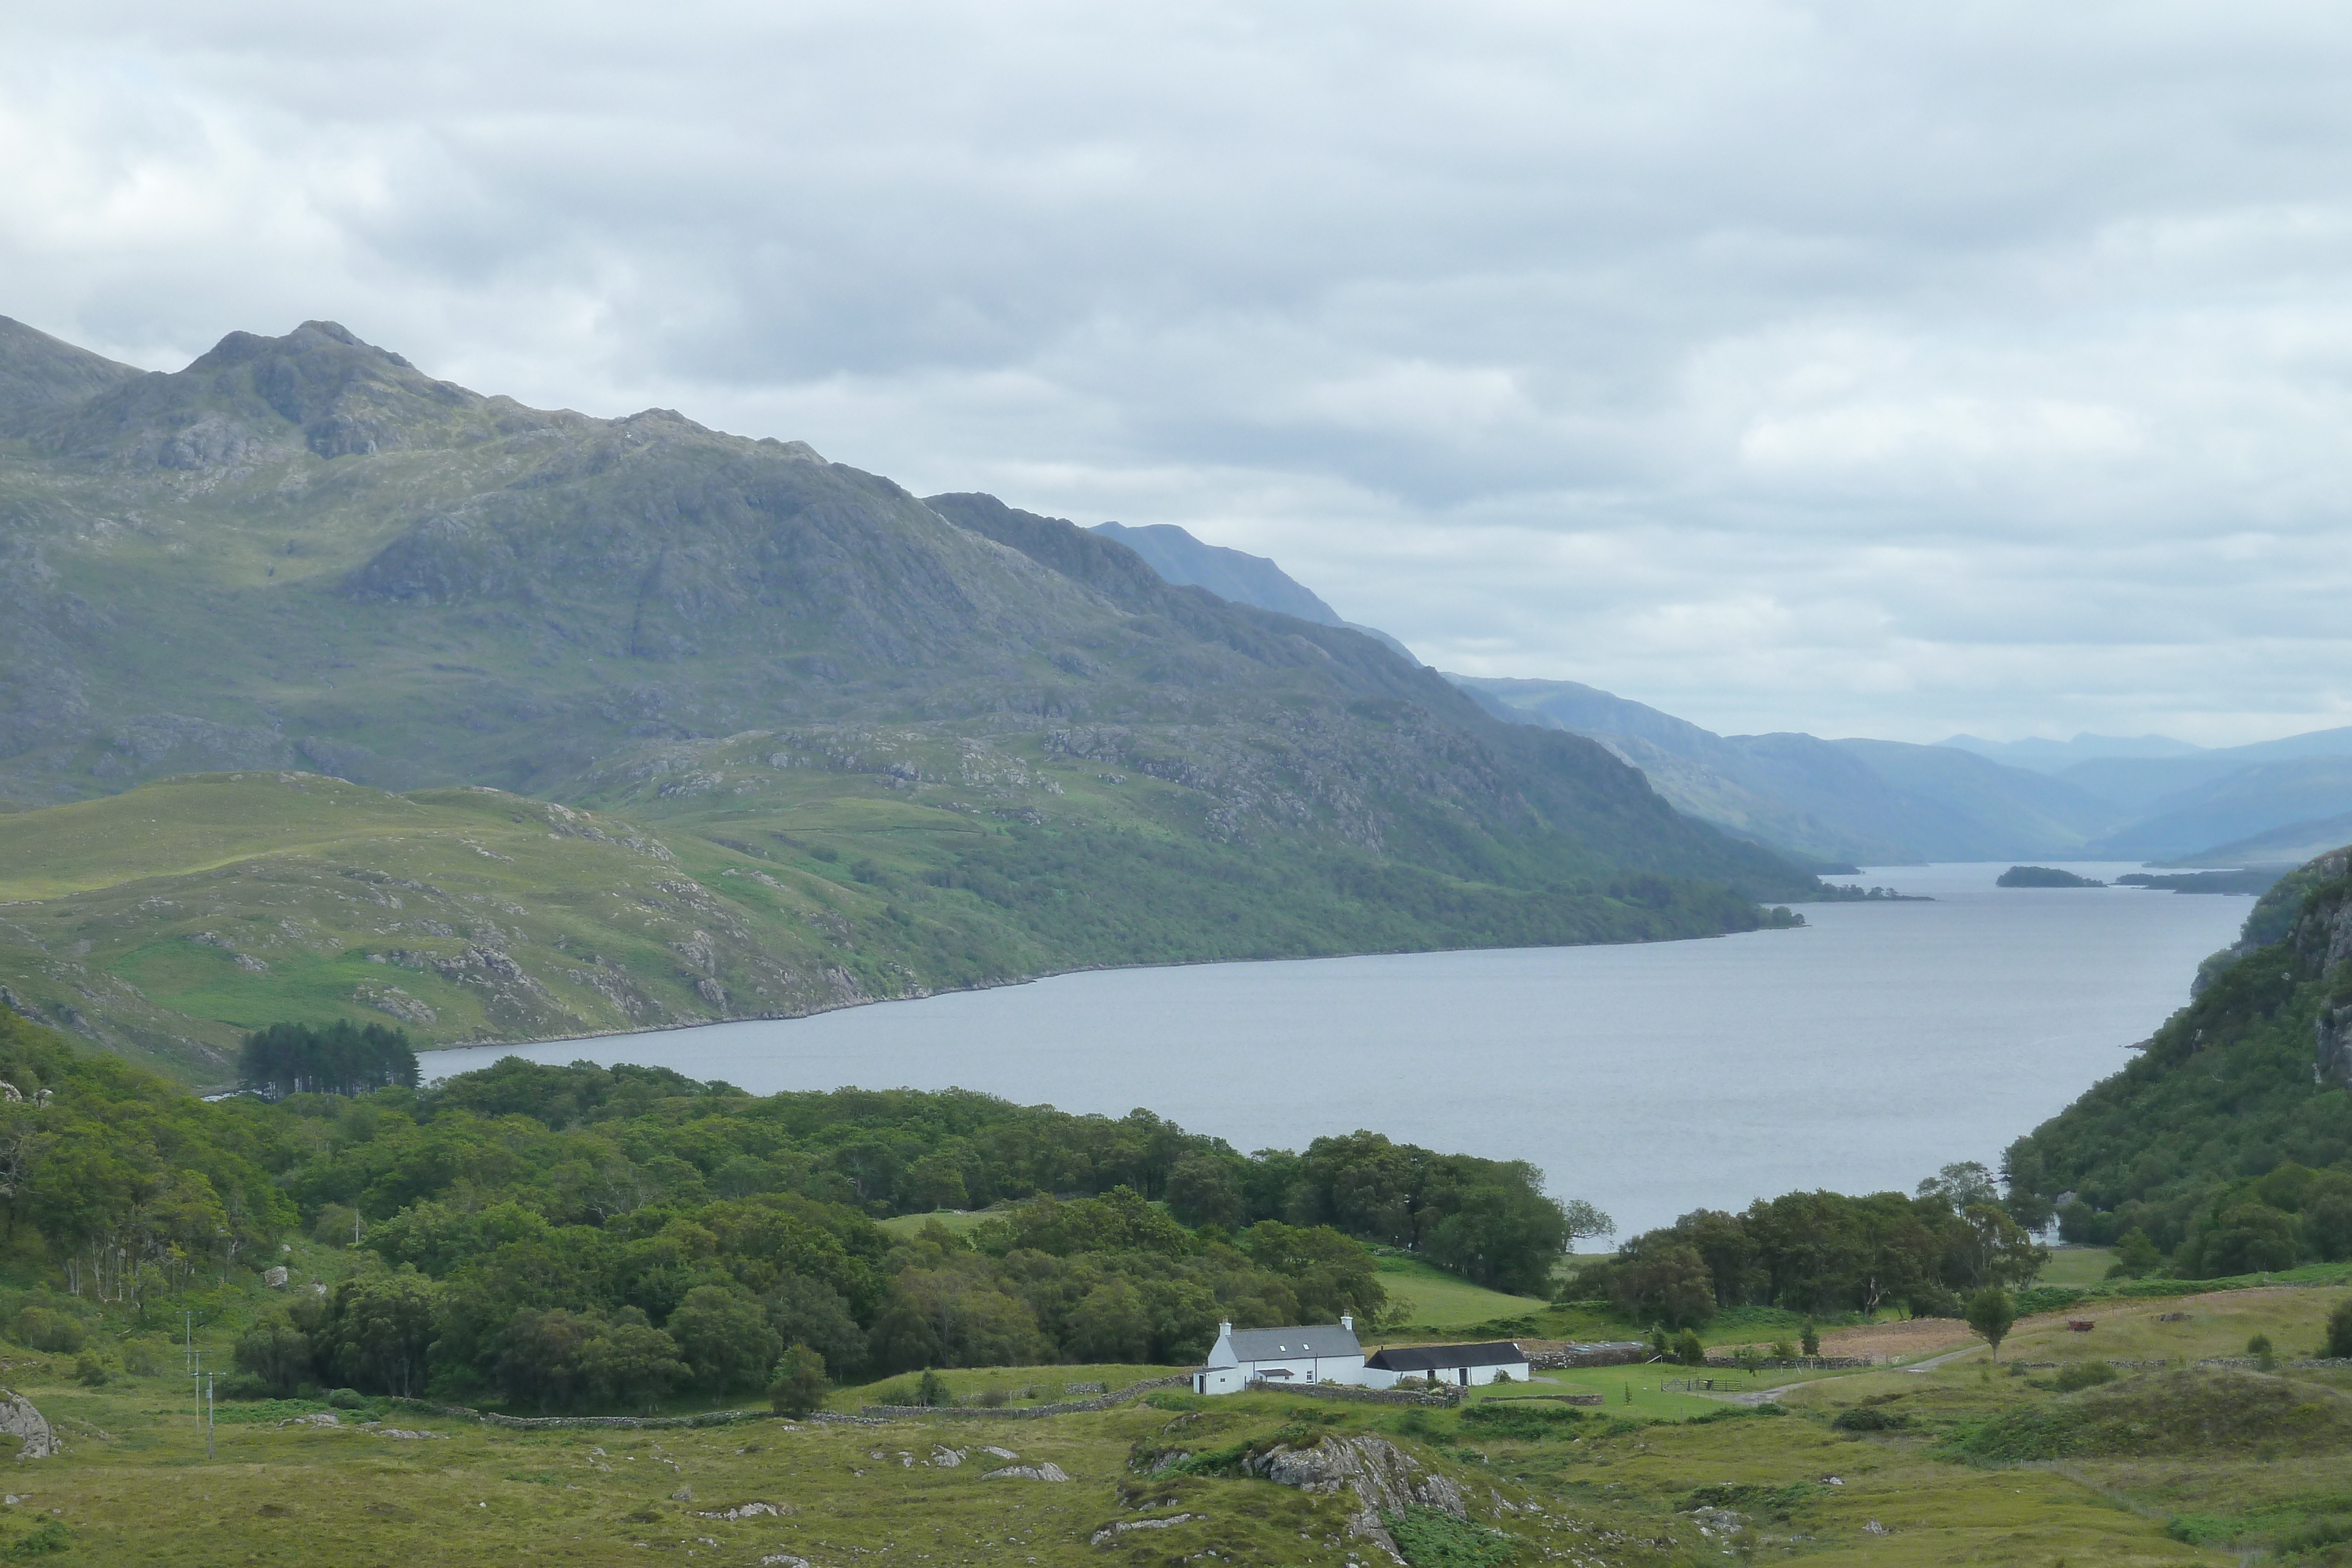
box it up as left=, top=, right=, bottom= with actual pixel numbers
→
left=0, top=1008, right=1569, bottom=1412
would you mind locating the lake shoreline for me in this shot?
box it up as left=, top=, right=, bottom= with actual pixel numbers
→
left=417, top=862, right=2243, bottom=1234
left=410, top=923, right=1789, bottom=1068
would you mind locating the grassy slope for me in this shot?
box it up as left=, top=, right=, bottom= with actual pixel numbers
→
left=21, top=1262, right=2351, bottom=1564
left=0, top=760, right=1801, bottom=1088
left=1368, top=1252, right=1548, bottom=1332
left=0, top=774, right=938, bottom=1081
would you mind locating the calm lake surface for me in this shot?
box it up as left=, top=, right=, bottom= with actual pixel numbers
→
left=426, top=862, right=2249, bottom=1238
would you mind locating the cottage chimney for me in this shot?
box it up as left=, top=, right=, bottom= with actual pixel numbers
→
left=1341, top=1314, right=1354, bottom=1332
left=1218, top=1320, right=1233, bottom=1336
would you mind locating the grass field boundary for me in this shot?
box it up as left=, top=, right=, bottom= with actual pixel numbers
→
left=396, top=1400, right=890, bottom=1431
left=860, top=1371, right=1200, bottom=1419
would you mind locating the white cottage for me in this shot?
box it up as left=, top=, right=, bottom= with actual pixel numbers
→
left=1358, top=1340, right=1530, bottom=1389
left=1194, top=1316, right=1365, bottom=1395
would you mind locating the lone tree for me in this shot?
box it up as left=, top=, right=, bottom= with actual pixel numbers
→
left=239, top=1021, right=418, bottom=1099
left=770, top=1343, right=830, bottom=1417
left=1966, top=1286, right=2018, bottom=1362
left=1562, top=1198, right=1616, bottom=1249
left=2327, top=1299, right=2352, bottom=1360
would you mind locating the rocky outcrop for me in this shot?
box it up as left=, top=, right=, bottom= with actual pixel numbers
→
left=0, top=1392, right=59, bottom=1458
left=2320, top=1004, right=2352, bottom=1088
left=981, top=1462, right=1068, bottom=1482
left=1242, top=1434, right=1467, bottom=1562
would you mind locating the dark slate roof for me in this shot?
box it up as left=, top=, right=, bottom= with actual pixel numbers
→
left=1364, top=1341, right=1526, bottom=1372
left=1219, top=1324, right=1364, bottom=1364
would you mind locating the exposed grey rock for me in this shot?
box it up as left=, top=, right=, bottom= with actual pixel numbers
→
left=0, top=1392, right=58, bottom=1459
left=1244, top=1435, right=1466, bottom=1562
left=354, top=984, right=436, bottom=1025
left=694, top=1501, right=789, bottom=1520
left=263, top=1265, right=289, bottom=1288
left=2320, top=1004, right=2352, bottom=1088
left=1685, top=1505, right=1746, bottom=1538
left=982, top=1462, right=1069, bottom=1482
left=1090, top=1512, right=1201, bottom=1546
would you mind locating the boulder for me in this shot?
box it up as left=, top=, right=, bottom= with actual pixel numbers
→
left=0, top=1393, right=57, bottom=1459
left=263, top=1265, right=289, bottom=1288
left=981, top=1462, right=1069, bottom=1482
left=1243, top=1435, right=1466, bottom=1562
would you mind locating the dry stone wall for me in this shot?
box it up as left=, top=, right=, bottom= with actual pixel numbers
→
left=860, top=1372, right=1198, bottom=1420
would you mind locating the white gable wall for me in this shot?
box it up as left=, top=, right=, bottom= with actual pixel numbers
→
left=1197, top=1318, right=1369, bottom=1395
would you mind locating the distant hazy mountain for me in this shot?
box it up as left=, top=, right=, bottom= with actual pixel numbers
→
left=2160, top=810, right=2352, bottom=869
left=1091, top=521, right=1341, bottom=623
left=2088, top=755, right=2352, bottom=861
left=1086, top=513, right=2352, bottom=870
left=1447, top=677, right=2119, bottom=866
left=1091, top=520, right=1418, bottom=663
left=1940, top=733, right=2207, bottom=773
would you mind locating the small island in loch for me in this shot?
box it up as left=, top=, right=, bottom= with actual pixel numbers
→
left=1997, top=865, right=2106, bottom=888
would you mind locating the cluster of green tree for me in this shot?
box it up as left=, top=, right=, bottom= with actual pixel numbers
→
left=226, top=1185, right=1389, bottom=1412
left=0, top=1010, right=292, bottom=1304
left=0, top=1010, right=1585, bottom=1415
left=2056, top=1162, right=2352, bottom=1280
left=1161, top=1129, right=1596, bottom=1295
left=313, top=1058, right=1578, bottom=1292
left=238, top=1021, right=420, bottom=1100
left=2004, top=854, right=2352, bottom=1278
left=1573, top=1164, right=2046, bottom=1328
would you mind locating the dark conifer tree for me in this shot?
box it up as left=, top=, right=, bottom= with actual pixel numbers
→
left=238, top=1021, right=419, bottom=1099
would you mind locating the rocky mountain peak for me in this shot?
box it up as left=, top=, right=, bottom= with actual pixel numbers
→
left=32, top=319, right=509, bottom=470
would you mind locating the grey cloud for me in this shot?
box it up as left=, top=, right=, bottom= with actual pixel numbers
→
left=6, top=1, right=2352, bottom=741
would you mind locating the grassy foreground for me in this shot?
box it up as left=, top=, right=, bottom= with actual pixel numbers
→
left=10, top=1276, right=2352, bottom=1564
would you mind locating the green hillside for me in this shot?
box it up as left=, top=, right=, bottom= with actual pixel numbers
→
left=3, top=998, right=2349, bottom=1563
left=0, top=319, right=1818, bottom=1079
left=0, top=761, right=1798, bottom=1085
left=2004, top=845, right=2352, bottom=1269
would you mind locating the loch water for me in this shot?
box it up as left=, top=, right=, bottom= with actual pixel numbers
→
left=425, top=862, right=2251, bottom=1239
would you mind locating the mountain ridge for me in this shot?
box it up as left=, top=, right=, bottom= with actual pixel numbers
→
left=1445, top=674, right=2120, bottom=865
left=0, top=316, right=1816, bottom=1078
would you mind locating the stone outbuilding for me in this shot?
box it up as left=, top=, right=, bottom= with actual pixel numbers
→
left=1358, top=1340, right=1530, bottom=1388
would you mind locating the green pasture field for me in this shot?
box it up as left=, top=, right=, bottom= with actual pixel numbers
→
left=1370, top=1249, right=1549, bottom=1331
left=873, top=1210, right=996, bottom=1242
left=9, top=1241, right=2352, bottom=1565
left=847, top=1365, right=1177, bottom=1410
left=2037, top=1245, right=2123, bottom=1286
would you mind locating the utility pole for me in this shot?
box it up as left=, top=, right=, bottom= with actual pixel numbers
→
left=206, top=1372, right=215, bottom=1462
left=190, top=1349, right=204, bottom=1433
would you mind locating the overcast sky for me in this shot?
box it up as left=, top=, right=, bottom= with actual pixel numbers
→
left=7, top=2, right=2351, bottom=744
